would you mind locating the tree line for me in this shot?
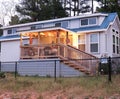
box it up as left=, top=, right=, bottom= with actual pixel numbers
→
left=1, top=0, right=120, bottom=25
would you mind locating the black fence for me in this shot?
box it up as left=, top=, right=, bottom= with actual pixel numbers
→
left=0, top=57, right=120, bottom=82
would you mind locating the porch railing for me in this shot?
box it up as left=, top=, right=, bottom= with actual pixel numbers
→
left=20, top=43, right=98, bottom=74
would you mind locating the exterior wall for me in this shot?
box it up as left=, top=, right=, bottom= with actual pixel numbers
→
left=3, top=30, right=8, bottom=36
left=43, top=22, right=54, bottom=28
left=106, top=26, right=113, bottom=57
left=98, top=16, right=105, bottom=25
left=17, top=26, right=31, bottom=32
left=1, top=40, right=20, bottom=62
left=111, top=18, right=120, bottom=57
left=85, top=31, right=108, bottom=58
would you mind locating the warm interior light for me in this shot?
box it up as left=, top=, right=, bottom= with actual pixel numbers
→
left=40, top=32, right=45, bottom=35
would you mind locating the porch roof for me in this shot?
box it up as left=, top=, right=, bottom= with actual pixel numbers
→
left=0, top=35, right=20, bottom=41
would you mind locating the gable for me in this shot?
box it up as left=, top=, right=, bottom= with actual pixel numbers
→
left=112, top=17, right=120, bottom=31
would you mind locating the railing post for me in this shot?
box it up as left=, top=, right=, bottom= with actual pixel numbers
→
left=108, top=57, right=112, bottom=82
left=54, top=60, right=57, bottom=82
left=15, top=62, right=18, bottom=79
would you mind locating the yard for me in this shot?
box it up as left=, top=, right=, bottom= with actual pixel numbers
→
left=0, top=73, right=120, bottom=99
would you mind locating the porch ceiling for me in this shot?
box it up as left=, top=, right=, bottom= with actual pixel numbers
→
left=20, top=27, right=75, bottom=37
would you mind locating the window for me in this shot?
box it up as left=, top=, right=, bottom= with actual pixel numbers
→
left=12, top=28, right=16, bottom=34
left=89, top=18, right=96, bottom=25
left=31, top=25, right=36, bottom=30
left=8, top=29, right=12, bottom=34
left=90, top=34, right=98, bottom=42
left=78, top=35, right=85, bottom=44
left=113, top=35, right=115, bottom=43
left=113, top=35, right=116, bottom=53
left=116, top=37, right=119, bottom=45
left=0, top=42, right=1, bottom=52
left=78, top=35, right=85, bottom=51
left=116, top=31, right=118, bottom=34
left=112, top=35, right=119, bottom=54
left=79, top=44, right=85, bottom=51
left=116, top=37, right=119, bottom=54
left=62, top=21, right=68, bottom=28
left=36, top=24, right=42, bottom=29
left=81, top=19, right=88, bottom=26
left=81, top=17, right=96, bottom=26
left=113, top=44, right=115, bottom=53
left=91, top=44, right=98, bottom=52
left=55, top=22, right=61, bottom=27
left=90, top=34, right=99, bottom=53
left=112, top=29, right=115, bottom=32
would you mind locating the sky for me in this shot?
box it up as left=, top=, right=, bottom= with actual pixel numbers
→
left=0, top=0, right=20, bottom=26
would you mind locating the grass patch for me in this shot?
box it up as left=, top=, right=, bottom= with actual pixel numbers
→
left=0, top=73, right=120, bottom=98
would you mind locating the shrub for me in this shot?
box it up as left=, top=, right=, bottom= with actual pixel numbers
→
left=98, top=63, right=108, bottom=75
left=0, top=72, right=6, bottom=78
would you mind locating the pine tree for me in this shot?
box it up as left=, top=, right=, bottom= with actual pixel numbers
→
left=97, top=0, right=120, bottom=18
left=15, top=0, right=68, bottom=23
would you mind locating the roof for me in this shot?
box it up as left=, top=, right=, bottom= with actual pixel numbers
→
left=0, top=13, right=118, bottom=41
left=69, top=13, right=117, bottom=33
left=0, top=35, right=20, bottom=41
left=1, top=13, right=108, bottom=29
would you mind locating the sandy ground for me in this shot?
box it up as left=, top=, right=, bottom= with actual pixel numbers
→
left=0, top=91, right=120, bottom=99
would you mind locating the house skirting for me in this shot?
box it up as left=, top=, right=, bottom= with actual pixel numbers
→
left=0, top=59, right=85, bottom=77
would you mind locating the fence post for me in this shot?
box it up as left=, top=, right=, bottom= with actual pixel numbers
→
left=0, top=61, right=1, bottom=72
left=108, top=57, right=112, bottom=82
left=54, top=60, right=57, bottom=82
left=98, top=62, right=101, bottom=75
left=15, top=62, right=18, bottom=79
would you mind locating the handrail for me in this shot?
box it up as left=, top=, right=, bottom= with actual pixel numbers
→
left=57, top=43, right=97, bottom=60
left=67, top=45, right=97, bottom=59
left=57, top=43, right=98, bottom=74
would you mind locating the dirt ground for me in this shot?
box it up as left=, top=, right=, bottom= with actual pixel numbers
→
left=0, top=91, right=120, bottom=99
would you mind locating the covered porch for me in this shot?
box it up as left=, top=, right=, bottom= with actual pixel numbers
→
left=20, top=29, right=78, bottom=59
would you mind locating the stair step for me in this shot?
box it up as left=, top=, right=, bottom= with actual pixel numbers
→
left=62, top=60, right=91, bottom=75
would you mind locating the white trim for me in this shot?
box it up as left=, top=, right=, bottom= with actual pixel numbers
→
left=77, top=29, right=106, bottom=34
left=17, top=27, right=75, bottom=34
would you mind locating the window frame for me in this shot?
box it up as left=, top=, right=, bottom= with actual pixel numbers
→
left=55, top=22, right=61, bottom=27
left=7, top=29, right=12, bottom=35
left=80, top=17, right=97, bottom=26
left=90, top=33, right=99, bottom=53
left=78, top=34, right=86, bottom=51
left=61, top=21, right=69, bottom=28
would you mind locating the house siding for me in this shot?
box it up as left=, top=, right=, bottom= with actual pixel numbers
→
left=1, top=40, right=20, bottom=62
left=69, top=19, right=80, bottom=29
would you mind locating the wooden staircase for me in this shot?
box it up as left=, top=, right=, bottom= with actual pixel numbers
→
left=57, top=44, right=98, bottom=75
left=62, top=60, right=91, bottom=75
